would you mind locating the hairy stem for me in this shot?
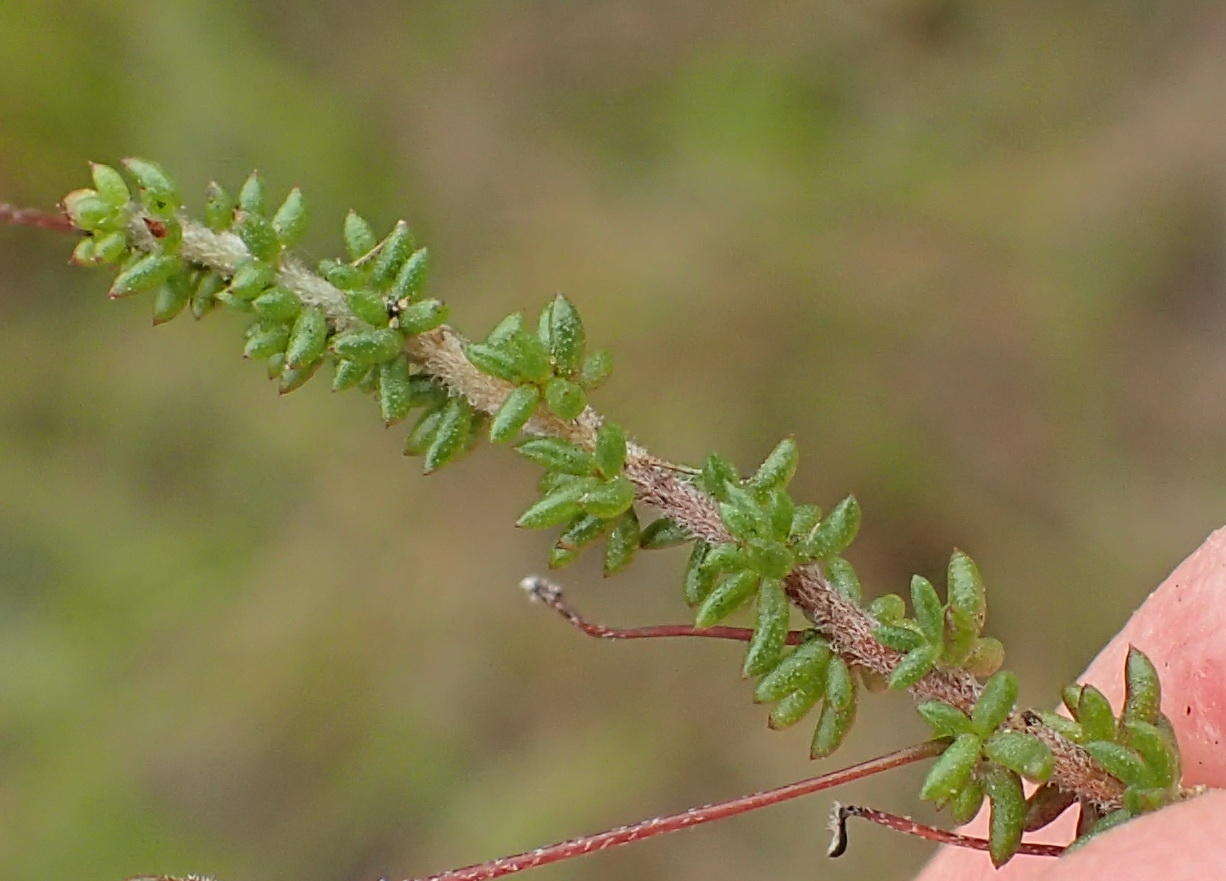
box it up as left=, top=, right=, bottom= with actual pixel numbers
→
left=54, top=204, right=1125, bottom=809
left=407, top=741, right=947, bottom=881
left=520, top=574, right=810, bottom=644
left=829, top=803, right=1065, bottom=859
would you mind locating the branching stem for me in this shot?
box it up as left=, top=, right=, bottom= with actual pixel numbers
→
left=406, top=740, right=948, bottom=881
left=520, top=575, right=809, bottom=644
left=829, top=803, right=1065, bottom=859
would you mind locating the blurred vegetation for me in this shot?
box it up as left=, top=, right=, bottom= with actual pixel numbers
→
left=1, top=1, right=1224, bottom=879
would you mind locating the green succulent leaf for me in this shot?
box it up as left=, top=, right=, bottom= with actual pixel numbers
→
left=743, top=577, right=789, bottom=677
left=802, top=495, right=860, bottom=560
left=639, top=517, right=689, bottom=550
left=754, top=637, right=831, bottom=703
left=984, top=765, right=1025, bottom=867
left=916, top=700, right=974, bottom=738
left=920, top=732, right=981, bottom=804
left=490, top=384, right=540, bottom=442
left=750, top=437, right=798, bottom=491
left=515, top=437, right=594, bottom=475
left=984, top=731, right=1054, bottom=782
left=695, top=569, right=759, bottom=628
left=603, top=509, right=639, bottom=576
left=971, top=670, right=1018, bottom=738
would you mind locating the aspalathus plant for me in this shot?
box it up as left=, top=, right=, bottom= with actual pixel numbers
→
left=1, top=160, right=1199, bottom=877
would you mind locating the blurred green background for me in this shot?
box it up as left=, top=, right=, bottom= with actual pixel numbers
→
left=2, top=1, right=1224, bottom=879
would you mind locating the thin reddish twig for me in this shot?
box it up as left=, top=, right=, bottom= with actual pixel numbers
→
left=520, top=575, right=808, bottom=644
left=828, top=803, right=1065, bottom=859
left=405, top=740, right=947, bottom=881
left=0, top=203, right=76, bottom=234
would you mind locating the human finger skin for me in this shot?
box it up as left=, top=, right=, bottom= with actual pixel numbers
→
left=913, top=526, right=1226, bottom=881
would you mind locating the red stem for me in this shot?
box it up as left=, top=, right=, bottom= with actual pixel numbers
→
left=404, top=740, right=947, bottom=881
left=830, top=804, right=1065, bottom=859
left=521, top=575, right=807, bottom=644
left=0, top=203, right=76, bottom=234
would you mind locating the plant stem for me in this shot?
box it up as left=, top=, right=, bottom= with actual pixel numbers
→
left=32, top=202, right=1125, bottom=810
left=829, top=803, right=1065, bottom=859
left=0, top=203, right=76, bottom=233
left=406, top=741, right=948, bottom=881
left=520, top=575, right=809, bottom=644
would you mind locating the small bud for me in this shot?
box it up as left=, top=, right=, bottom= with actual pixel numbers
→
left=285, top=306, right=328, bottom=369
